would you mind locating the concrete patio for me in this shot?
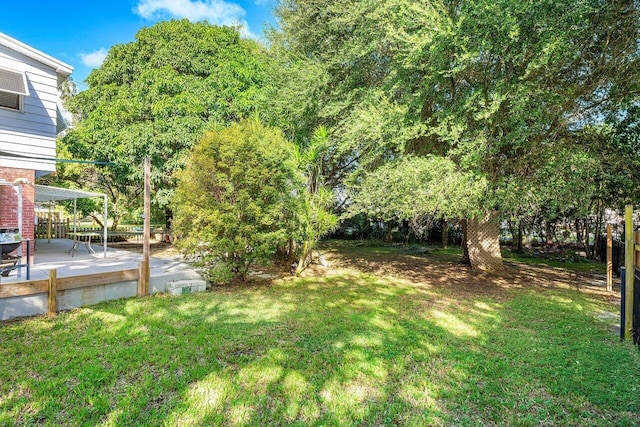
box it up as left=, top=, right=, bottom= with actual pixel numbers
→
left=1, top=237, right=203, bottom=286
left=0, top=238, right=206, bottom=320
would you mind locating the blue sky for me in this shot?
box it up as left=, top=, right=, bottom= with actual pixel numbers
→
left=0, top=0, right=277, bottom=89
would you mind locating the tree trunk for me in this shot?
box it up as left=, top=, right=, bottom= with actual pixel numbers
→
left=89, top=214, right=103, bottom=229
left=534, top=215, right=544, bottom=243
left=575, top=218, right=582, bottom=248
left=295, top=241, right=312, bottom=276
left=276, top=238, right=296, bottom=265
left=111, top=215, right=120, bottom=231
left=507, top=220, right=517, bottom=248
left=516, top=221, right=523, bottom=253
left=403, top=219, right=410, bottom=245
left=460, top=219, right=470, bottom=265
left=545, top=221, right=554, bottom=246
left=384, top=223, right=393, bottom=243
left=441, top=219, right=449, bottom=248
left=593, top=201, right=604, bottom=259
left=288, top=237, right=296, bottom=262
left=165, top=208, right=173, bottom=230
left=89, top=213, right=118, bottom=230
left=584, top=217, right=592, bottom=259
left=467, top=211, right=504, bottom=272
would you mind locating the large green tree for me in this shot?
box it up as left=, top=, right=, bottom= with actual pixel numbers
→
left=346, top=156, right=487, bottom=224
left=272, top=0, right=640, bottom=268
left=62, top=20, right=267, bottom=227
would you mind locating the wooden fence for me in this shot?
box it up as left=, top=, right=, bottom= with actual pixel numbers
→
left=34, top=217, right=147, bottom=240
left=35, top=217, right=69, bottom=239
left=0, top=260, right=149, bottom=317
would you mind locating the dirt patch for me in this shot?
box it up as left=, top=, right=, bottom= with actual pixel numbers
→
left=159, top=240, right=616, bottom=304
left=304, top=243, right=618, bottom=303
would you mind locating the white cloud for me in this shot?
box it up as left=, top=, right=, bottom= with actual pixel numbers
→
left=79, top=48, right=108, bottom=68
left=235, top=20, right=262, bottom=41
left=134, top=0, right=245, bottom=26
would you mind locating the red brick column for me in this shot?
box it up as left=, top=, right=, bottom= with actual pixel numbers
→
left=0, top=167, right=36, bottom=256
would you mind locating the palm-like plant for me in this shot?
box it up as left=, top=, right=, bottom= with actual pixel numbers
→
left=294, top=126, right=338, bottom=275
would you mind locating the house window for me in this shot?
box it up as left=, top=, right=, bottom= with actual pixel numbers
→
left=0, top=68, right=29, bottom=111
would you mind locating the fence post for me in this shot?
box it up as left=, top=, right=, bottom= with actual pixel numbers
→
left=145, top=260, right=149, bottom=296
left=138, top=260, right=149, bottom=297
left=624, top=205, right=634, bottom=339
left=607, top=224, right=612, bottom=292
left=137, top=261, right=143, bottom=296
left=48, top=269, right=57, bottom=316
left=621, top=267, right=626, bottom=341
left=47, top=206, right=52, bottom=243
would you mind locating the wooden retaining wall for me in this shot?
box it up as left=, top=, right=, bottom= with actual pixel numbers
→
left=0, top=261, right=149, bottom=318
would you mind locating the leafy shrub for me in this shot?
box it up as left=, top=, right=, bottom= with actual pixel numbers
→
left=173, top=119, right=303, bottom=281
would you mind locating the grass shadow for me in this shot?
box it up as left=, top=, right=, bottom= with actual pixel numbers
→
left=0, top=244, right=637, bottom=425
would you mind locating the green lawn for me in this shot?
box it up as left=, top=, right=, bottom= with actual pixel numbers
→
left=501, top=249, right=607, bottom=274
left=1, top=245, right=639, bottom=426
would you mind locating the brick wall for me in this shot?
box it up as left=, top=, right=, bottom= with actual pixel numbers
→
left=0, top=167, right=35, bottom=255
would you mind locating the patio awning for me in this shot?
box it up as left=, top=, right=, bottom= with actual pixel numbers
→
left=34, top=185, right=105, bottom=202
left=34, top=185, right=109, bottom=258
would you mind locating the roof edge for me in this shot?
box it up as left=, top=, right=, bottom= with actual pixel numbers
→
left=34, top=184, right=106, bottom=202
left=0, top=32, right=73, bottom=78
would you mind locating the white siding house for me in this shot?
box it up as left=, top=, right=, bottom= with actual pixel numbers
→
left=0, top=32, right=72, bottom=175
left=0, top=32, right=73, bottom=243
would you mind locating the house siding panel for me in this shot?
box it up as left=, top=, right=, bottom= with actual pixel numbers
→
left=0, top=44, right=58, bottom=173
